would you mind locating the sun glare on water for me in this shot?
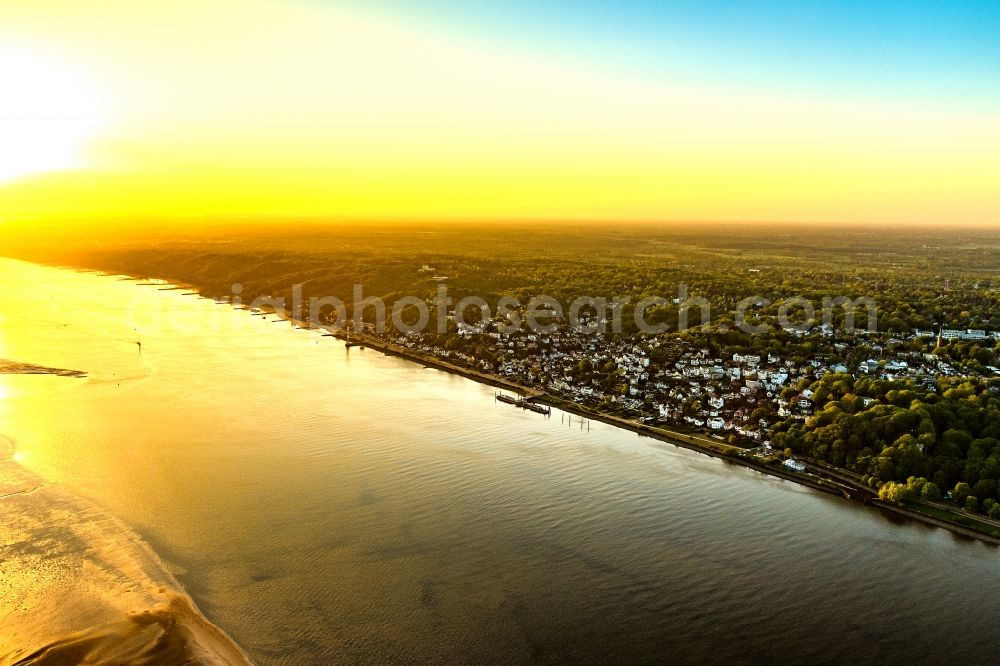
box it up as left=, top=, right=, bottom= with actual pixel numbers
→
left=0, top=41, right=107, bottom=184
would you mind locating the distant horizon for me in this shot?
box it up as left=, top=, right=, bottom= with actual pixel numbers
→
left=2, top=215, right=999, bottom=231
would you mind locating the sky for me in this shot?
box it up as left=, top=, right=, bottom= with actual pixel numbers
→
left=0, top=0, right=997, bottom=225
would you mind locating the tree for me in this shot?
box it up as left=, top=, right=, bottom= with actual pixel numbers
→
left=879, top=482, right=915, bottom=504
left=871, top=456, right=895, bottom=482
left=952, top=482, right=973, bottom=504
left=920, top=482, right=942, bottom=501
left=905, top=476, right=928, bottom=495
left=965, top=496, right=980, bottom=513
left=973, top=479, right=997, bottom=501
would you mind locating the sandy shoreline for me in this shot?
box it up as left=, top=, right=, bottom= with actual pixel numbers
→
left=0, top=434, right=252, bottom=665
left=0, top=360, right=87, bottom=378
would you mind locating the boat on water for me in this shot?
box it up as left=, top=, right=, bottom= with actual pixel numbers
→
left=520, top=401, right=551, bottom=415
left=495, top=393, right=551, bottom=415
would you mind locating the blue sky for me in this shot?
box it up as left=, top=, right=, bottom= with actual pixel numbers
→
left=360, top=0, right=1000, bottom=106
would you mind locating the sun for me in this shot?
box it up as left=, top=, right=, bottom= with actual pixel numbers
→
left=0, top=41, right=107, bottom=184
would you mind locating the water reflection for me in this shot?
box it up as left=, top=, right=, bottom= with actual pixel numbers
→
left=1, top=258, right=999, bottom=664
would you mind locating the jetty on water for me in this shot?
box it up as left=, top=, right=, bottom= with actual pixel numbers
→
left=495, top=392, right=551, bottom=416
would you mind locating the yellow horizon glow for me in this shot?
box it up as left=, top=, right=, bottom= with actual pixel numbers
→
left=0, top=0, right=998, bottom=225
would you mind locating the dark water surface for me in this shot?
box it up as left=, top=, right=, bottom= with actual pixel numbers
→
left=1, top=259, right=997, bottom=664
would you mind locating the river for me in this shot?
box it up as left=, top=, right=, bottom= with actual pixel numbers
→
left=1, top=258, right=998, bottom=664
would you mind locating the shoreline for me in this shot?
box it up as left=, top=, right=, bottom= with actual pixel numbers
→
left=302, top=322, right=1000, bottom=546
left=57, top=266, right=1000, bottom=547
left=313, top=327, right=868, bottom=491
left=0, top=434, right=253, bottom=665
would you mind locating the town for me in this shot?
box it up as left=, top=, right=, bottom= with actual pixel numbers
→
left=361, top=309, right=999, bottom=446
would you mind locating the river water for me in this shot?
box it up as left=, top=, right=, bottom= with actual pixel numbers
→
left=0, top=258, right=997, bottom=664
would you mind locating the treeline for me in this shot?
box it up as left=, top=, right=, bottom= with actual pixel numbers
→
left=772, top=373, right=1000, bottom=518
left=11, top=222, right=999, bottom=337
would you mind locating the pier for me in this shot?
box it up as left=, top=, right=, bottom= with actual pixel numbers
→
left=495, top=392, right=551, bottom=415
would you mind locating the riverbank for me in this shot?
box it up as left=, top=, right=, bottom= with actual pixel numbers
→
left=534, top=393, right=865, bottom=500
left=312, top=326, right=873, bottom=498
left=872, top=500, right=1000, bottom=544
left=0, top=434, right=252, bottom=665
left=66, top=270, right=1000, bottom=546
left=312, top=324, right=1000, bottom=545
left=320, top=326, right=545, bottom=398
